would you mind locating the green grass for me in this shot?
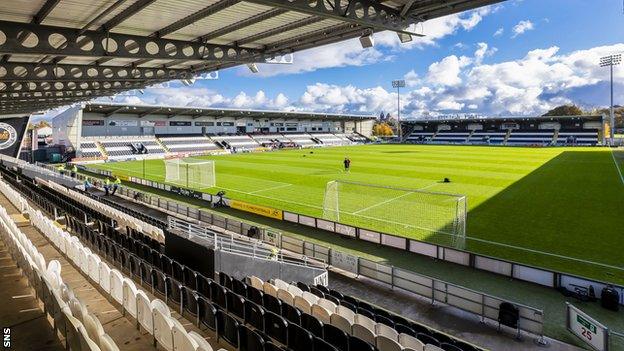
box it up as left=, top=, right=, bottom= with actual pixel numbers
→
left=93, top=144, right=624, bottom=284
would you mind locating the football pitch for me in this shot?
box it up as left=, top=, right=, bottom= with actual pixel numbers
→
left=92, top=144, right=624, bottom=283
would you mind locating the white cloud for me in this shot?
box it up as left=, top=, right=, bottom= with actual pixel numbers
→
left=474, top=42, right=497, bottom=64
left=426, top=55, right=472, bottom=86
left=94, top=43, right=624, bottom=121
left=512, top=20, right=534, bottom=38
left=404, top=70, right=419, bottom=87
left=493, top=27, right=504, bottom=37
left=240, top=5, right=496, bottom=77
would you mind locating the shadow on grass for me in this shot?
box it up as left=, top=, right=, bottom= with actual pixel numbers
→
left=464, top=150, right=624, bottom=284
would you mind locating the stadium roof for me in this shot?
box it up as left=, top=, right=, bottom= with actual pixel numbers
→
left=404, top=115, right=605, bottom=124
left=83, top=102, right=376, bottom=120
left=0, top=0, right=503, bottom=116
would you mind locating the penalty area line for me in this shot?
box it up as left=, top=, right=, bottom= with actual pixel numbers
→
left=610, top=149, right=624, bottom=187
left=249, top=183, right=293, bottom=194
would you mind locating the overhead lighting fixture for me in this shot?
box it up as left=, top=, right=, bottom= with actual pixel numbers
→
left=247, top=63, right=259, bottom=74
left=397, top=32, right=413, bottom=43
left=181, top=78, right=196, bottom=86
left=359, top=31, right=374, bottom=48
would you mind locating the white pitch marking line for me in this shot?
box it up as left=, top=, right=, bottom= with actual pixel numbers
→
left=12, top=294, right=33, bottom=299
left=610, top=149, right=624, bottom=186
left=19, top=308, right=40, bottom=313
left=249, top=183, right=293, bottom=194
left=352, top=183, right=438, bottom=215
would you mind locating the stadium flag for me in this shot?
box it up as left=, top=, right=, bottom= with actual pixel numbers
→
left=230, top=199, right=283, bottom=220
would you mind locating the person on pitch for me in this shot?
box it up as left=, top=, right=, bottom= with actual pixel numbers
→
left=343, top=157, right=351, bottom=172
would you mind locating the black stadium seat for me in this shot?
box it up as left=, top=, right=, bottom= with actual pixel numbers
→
left=349, top=335, right=376, bottom=351
left=198, top=297, right=217, bottom=330
left=314, top=337, right=339, bottom=351
left=322, top=324, right=349, bottom=351
left=301, top=312, right=323, bottom=337
left=287, top=323, right=314, bottom=351
left=264, top=311, right=288, bottom=345
left=217, top=309, right=239, bottom=347
left=281, top=303, right=302, bottom=325
left=244, top=300, right=265, bottom=331
left=238, top=324, right=265, bottom=351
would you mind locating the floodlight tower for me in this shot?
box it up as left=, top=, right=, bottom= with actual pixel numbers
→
left=392, top=79, right=406, bottom=140
left=600, top=54, right=621, bottom=145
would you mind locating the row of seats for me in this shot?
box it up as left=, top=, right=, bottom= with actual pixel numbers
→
left=6, top=161, right=481, bottom=351
left=78, top=142, right=103, bottom=158
left=47, top=180, right=164, bottom=241
left=406, top=129, right=599, bottom=146
left=84, top=189, right=166, bottom=231
left=23, top=194, right=221, bottom=351
left=248, top=277, right=475, bottom=351
left=0, top=181, right=120, bottom=351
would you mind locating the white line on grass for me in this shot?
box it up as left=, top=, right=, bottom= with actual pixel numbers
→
left=249, top=183, right=293, bottom=194
left=97, top=162, right=624, bottom=271
left=610, top=149, right=624, bottom=186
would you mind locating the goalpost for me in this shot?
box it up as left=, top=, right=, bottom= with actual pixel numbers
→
left=322, top=180, right=467, bottom=249
left=164, top=158, right=216, bottom=189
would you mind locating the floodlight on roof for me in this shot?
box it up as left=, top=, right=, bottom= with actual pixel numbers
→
left=359, top=30, right=374, bottom=48
left=247, top=63, right=259, bottom=74
left=181, top=78, right=196, bottom=86
left=397, top=32, right=413, bottom=43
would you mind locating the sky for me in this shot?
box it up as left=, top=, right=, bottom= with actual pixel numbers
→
left=40, top=0, right=624, bottom=120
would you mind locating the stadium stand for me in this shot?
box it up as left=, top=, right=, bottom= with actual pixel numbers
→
left=159, top=135, right=221, bottom=155
left=506, top=130, right=555, bottom=145
left=0, top=160, right=485, bottom=351
left=432, top=132, right=471, bottom=144
left=97, top=136, right=166, bottom=159
left=403, top=115, right=605, bottom=146
left=556, top=130, right=600, bottom=145
left=210, top=135, right=260, bottom=151
left=78, top=141, right=103, bottom=158
left=285, top=134, right=318, bottom=147
left=313, top=133, right=348, bottom=146
left=467, top=132, right=506, bottom=145
left=246, top=276, right=482, bottom=351
left=405, top=132, right=435, bottom=143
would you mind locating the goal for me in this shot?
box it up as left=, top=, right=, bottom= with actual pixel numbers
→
left=164, top=158, right=215, bottom=189
left=322, top=180, right=467, bottom=249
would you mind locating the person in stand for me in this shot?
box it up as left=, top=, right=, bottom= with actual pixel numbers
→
left=343, top=157, right=351, bottom=172
left=57, top=163, right=66, bottom=175
left=83, top=178, right=93, bottom=192
left=111, top=176, right=121, bottom=195
left=70, top=164, right=78, bottom=178
left=104, top=177, right=111, bottom=196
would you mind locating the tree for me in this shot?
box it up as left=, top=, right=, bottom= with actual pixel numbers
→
left=593, top=105, right=624, bottom=129
left=372, top=122, right=394, bottom=136
left=542, top=105, right=584, bottom=116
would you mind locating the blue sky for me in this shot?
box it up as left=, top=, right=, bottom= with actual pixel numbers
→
left=46, top=0, right=624, bottom=120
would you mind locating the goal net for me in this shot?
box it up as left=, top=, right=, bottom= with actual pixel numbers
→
left=322, top=180, right=466, bottom=249
left=164, top=158, right=215, bottom=189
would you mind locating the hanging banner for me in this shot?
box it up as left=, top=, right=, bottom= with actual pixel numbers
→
left=230, top=199, right=283, bottom=220
left=0, top=116, right=29, bottom=158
